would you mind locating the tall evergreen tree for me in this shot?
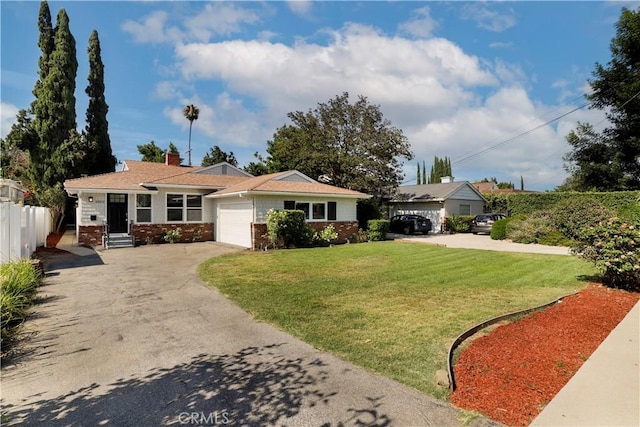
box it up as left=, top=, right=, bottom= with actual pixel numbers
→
left=85, top=30, right=115, bottom=174
left=31, top=8, right=78, bottom=188
left=30, top=1, right=54, bottom=116
left=422, top=160, right=427, bottom=184
left=416, top=162, right=421, bottom=185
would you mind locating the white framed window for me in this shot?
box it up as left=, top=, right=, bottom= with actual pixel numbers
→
left=136, top=194, right=152, bottom=223
left=167, top=193, right=202, bottom=222
left=284, top=200, right=337, bottom=221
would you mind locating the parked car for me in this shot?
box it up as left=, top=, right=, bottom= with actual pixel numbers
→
left=389, top=215, right=432, bottom=235
left=471, top=213, right=506, bottom=234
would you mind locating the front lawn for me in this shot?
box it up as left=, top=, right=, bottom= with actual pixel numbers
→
left=198, top=241, right=595, bottom=400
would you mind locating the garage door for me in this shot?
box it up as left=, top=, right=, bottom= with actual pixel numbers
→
left=218, top=202, right=253, bottom=248
left=393, top=208, right=442, bottom=232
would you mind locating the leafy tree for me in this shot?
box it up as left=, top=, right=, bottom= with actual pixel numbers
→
left=1, top=110, right=37, bottom=182
left=183, top=104, right=199, bottom=166
left=85, top=30, right=116, bottom=174
left=137, top=141, right=180, bottom=163
left=30, top=1, right=54, bottom=115
left=243, top=152, right=268, bottom=176
left=202, top=145, right=238, bottom=167
left=265, top=92, right=412, bottom=195
left=564, top=7, right=640, bottom=190
left=137, top=141, right=165, bottom=163
left=31, top=8, right=79, bottom=188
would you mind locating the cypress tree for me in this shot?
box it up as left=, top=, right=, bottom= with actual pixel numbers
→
left=31, top=1, right=54, bottom=112
left=422, top=160, right=426, bottom=184
left=416, top=162, right=421, bottom=185
left=85, top=29, right=116, bottom=174
left=32, top=8, right=78, bottom=187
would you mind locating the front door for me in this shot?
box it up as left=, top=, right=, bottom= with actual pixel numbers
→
left=107, top=193, right=128, bottom=233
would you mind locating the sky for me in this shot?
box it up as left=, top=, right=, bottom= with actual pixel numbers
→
left=1, top=1, right=638, bottom=191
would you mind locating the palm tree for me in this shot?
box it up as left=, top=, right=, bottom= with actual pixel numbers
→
left=182, top=104, right=199, bottom=166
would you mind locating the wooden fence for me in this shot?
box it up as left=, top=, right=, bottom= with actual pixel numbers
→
left=0, top=202, right=51, bottom=264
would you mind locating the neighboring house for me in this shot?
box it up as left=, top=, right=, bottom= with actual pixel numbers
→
left=388, top=181, right=487, bottom=232
left=473, top=181, right=499, bottom=193
left=63, top=153, right=370, bottom=249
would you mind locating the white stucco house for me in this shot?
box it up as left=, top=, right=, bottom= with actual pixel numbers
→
left=63, top=153, right=370, bottom=249
left=387, top=180, right=487, bottom=232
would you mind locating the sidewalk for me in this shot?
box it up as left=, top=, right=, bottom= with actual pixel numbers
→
left=531, top=300, right=640, bottom=426
left=55, top=229, right=97, bottom=256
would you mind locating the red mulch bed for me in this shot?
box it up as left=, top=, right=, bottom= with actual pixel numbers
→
left=450, top=283, right=640, bottom=426
left=34, top=231, right=68, bottom=254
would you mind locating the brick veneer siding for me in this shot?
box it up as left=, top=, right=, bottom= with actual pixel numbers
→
left=78, top=225, right=107, bottom=246
left=252, top=221, right=359, bottom=250
left=132, top=223, right=214, bottom=245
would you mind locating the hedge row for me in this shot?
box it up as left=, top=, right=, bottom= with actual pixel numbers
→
left=484, top=191, right=640, bottom=221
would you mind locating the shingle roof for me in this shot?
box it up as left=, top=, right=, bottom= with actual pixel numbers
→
left=64, top=161, right=369, bottom=199
left=391, top=182, right=483, bottom=201
left=208, top=171, right=369, bottom=198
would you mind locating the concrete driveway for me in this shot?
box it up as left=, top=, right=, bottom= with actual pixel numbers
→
left=394, top=233, right=571, bottom=255
left=1, top=242, right=497, bottom=427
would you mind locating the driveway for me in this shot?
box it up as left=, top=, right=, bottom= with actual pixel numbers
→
left=394, top=233, right=571, bottom=255
left=1, top=242, right=497, bottom=426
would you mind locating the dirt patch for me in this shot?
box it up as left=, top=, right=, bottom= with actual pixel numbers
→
left=450, top=283, right=640, bottom=426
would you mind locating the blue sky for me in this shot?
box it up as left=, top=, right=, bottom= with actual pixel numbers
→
left=1, top=1, right=637, bottom=190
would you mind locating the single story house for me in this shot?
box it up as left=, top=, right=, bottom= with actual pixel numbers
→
left=63, top=153, right=370, bottom=249
left=387, top=180, right=487, bottom=232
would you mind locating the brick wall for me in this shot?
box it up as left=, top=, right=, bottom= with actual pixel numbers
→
left=252, top=221, right=359, bottom=250
left=132, top=223, right=214, bottom=245
left=78, top=225, right=106, bottom=246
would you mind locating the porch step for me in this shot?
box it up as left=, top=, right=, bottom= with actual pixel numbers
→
left=104, top=234, right=134, bottom=249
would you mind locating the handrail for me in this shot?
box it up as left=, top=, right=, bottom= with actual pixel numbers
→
left=447, top=292, right=577, bottom=392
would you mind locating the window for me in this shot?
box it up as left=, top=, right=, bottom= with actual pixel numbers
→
left=136, top=194, right=152, bottom=223
left=282, top=200, right=336, bottom=221
left=459, top=204, right=471, bottom=215
left=167, top=193, right=202, bottom=222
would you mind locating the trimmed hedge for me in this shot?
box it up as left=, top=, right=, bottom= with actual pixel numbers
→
left=444, top=215, right=475, bottom=233
left=367, top=219, right=389, bottom=241
left=490, top=217, right=514, bottom=240
left=485, top=191, right=640, bottom=222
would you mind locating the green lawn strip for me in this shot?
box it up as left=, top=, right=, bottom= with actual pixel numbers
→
left=198, top=241, right=595, bottom=400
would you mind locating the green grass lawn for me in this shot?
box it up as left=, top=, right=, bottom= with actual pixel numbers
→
left=198, top=241, right=596, bottom=400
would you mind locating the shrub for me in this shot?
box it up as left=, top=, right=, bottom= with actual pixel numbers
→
left=506, top=211, right=557, bottom=244
left=551, top=198, right=612, bottom=240
left=349, top=228, right=369, bottom=243
left=490, top=217, right=514, bottom=240
left=367, top=220, right=389, bottom=241
left=574, top=217, right=640, bottom=291
left=1, top=259, right=42, bottom=344
left=163, top=228, right=182, bottom=243
left=445, top=215, right=474, bottom=233
left=266, top=209, right=315, bottom=248
left=318, top=224, right=339, bottom=245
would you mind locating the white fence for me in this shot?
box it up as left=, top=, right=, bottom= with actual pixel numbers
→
left=0, top=202, right=52, bottom=264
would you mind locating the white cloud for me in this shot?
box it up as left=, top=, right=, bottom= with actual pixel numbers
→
left=461, top=3, right=517, bottom=32
left=399, top=6, right=438, bottom=38
left=1, top=102, right=19, bottom=138
left=287, top=1, right=313, bottom=17
left=184, top=3, right=261, bottom=41
left=121, top=10, right=183, bottom=44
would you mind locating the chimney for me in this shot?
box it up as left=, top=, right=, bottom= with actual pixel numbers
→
left=440, top=176, right=454, bottom=183
left=166, top=152, right=180, bottom=166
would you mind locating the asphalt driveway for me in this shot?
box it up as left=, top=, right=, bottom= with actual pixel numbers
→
left=1, top=242, right=497, bottom=427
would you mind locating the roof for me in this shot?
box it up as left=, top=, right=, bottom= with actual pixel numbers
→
left=473, top=181, right=499, bottom=193
left=64, top=161, right=369, bottom=199
left=207, top=170, right=370, bottom=199
left=390, top=182, right=485, bottom=202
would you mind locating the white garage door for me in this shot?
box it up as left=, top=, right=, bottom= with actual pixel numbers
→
left=218, top=202, right=253, bottom=248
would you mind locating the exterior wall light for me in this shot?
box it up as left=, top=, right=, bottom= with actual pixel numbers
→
left=88, top=196, right=94, bottom=203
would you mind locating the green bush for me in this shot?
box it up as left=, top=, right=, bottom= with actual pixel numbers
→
left=490, top=217, right=514, bottom=240
left=574, top=217, right=640, bottom=291
left=551, top=198, right=613, bottom=240
left=317, top=224, right=339, bottom=245
left=266, top=209, right=315, bottom=248
left=444, top=215, right=475, bottom=233
left=367, top=220, right=390, bottom=241
left=506, top=211, right=558, bottom=245
left=1, top=259, right=42, bottom=344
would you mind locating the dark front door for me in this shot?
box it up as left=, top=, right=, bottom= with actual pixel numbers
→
left=107, top=193, right=128, bottom=233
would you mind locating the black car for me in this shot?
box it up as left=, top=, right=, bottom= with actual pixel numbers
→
left=471, top=213, right=506, bottom=234
left=389, top=215, right=432, bottom=235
